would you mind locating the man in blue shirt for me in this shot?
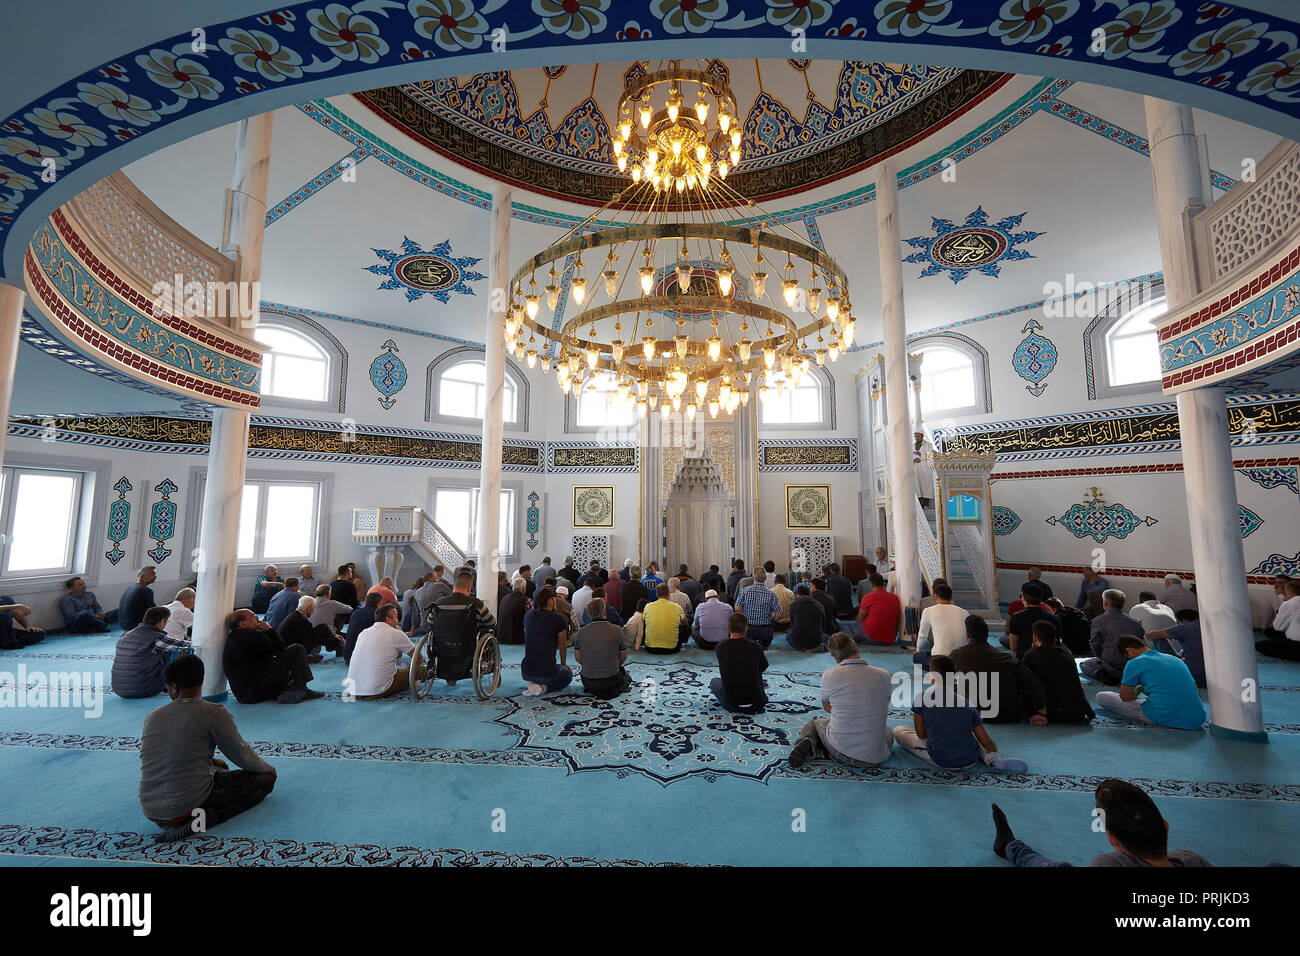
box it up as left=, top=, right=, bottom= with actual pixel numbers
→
left=521, top=587, right=572, bottom=697
left=118, top=565, right=158, bottom=632
left=264, top=578, right=301, bottom=630
left=893, top=655, right=1028, bottom=770
left=640, top=564, right=664, bottom=590
left=734, top=579, right=781, bottom=648
left=1144, top=609, right=1206, bottom=688
left=692, top=590, right=731, bottom=648
left=59, top=576, right=109, bottom=633
left=1075, top=568, right=1110, bottom=610
left=1095, top=636, right=1205, bottom=730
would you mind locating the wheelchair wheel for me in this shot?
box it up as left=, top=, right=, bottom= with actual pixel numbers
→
left=473, top=634, right=501, bottom=700
left=409, top=636, right=437, bottom=700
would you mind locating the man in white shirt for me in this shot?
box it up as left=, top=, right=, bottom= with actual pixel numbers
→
left=874, top=547, right=893, bottom=574
left=1129, top=591, right=1177, bottom=634
left=346, top=603, right=415, bottom=698
left=1257, top=579, right=1300, bottom=660
left=917, top=582, right=967, bottom=658
left=571, top=580, right=595, bottom=623
left=667, top=578, right=693, bottom=616
left=164, top=588, right=195, bottom=644
left=788, top=633, right=893, bottom=770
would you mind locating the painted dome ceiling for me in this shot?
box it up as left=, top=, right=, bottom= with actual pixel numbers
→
left=354, top=59, right=1009, bottom=206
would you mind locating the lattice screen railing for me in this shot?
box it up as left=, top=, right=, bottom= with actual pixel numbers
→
left=1194, top=140, right=1300, bottom=285
left=417, top=510, right=468, bottom=570
left=914, top=498, right=941, bottom=586
left=951, top=522, right=993, bottom=609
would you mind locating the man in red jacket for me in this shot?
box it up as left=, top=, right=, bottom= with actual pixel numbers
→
left=855, top=574, right=901, bottom=645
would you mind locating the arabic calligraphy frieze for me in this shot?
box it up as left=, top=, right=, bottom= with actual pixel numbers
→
left=934, top=399, right=1300, bottom=459
left=547, top=444, right=638, bottom=473
left=29, top=217, right=261, bottom=397
left=8, top=416, right=543, bottom=471
left=758, top=440, right=858, bottom=472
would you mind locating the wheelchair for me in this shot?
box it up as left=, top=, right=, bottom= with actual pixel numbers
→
left=408, top=601, right=501, bottom=701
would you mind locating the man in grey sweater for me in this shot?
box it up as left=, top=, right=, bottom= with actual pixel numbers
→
left=139, top=655, right=276, bottom=843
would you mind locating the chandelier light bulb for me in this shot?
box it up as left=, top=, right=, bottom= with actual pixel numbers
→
left=718, top=160, right=728, bottom=179
left=676, top=177, right=686, bottom=193
left=730, top=146, right=740, bottom=165
left=782, top=278, right=799, bottom=308
left=545, top=284, right=559, bottom=310
left=708, top=399, right=719, bottom=418
left=751, top=271, right=767, bottom=298
left=648, top=147, right=659, bottom=166
left=661, top=401, right=671, bottom=417
left=571, top=277, right=587, bottom=305
left=701, top=159, right=712, bottom=177
left=707, top=335, right=722, bottom=362
left=675, top=334, right=689, bottom=359
left=603, top=269, right=619, bottom=298
left=807, top=288, right=822, bottom=313
left=719, top=381, right=732, bottom=404
left=843, top=318, right=856, bottom=342
left=671, top=138, right=682, bottom=157
left=620, top=119, right=632, bottom=139
left=639, top=266, right=655, bottom=293
left=758, top=385, right=769, bottom=404
left=686, top=173, right=696, bottom=189
left=717, top=267, right=733, bottom=296
left=560, top=378, right=571, bottom=395
left=525, top=348, right=538, bottom=368
left=763, top=347, right=776, bottom=370
left=730, top=129, right=741, bottom=149
left=719, top=111, right=731, bottom=133
left=676, top=261, right=692, bottom=288
left=671, top=394, right=681, bottom=410
left=687, top=402, right=697, bottom=420
left=613, top=139, right=622, bottom=156
left=525, top=294, right=539, bottom=319
left=637, top=399, right=648, bottom=418
left=695, top=379, right=708, bottom=400
left=617, top=154, right=627, bottom=172
left=828, top=342, right=840, bottom=361
left=825, top=297, right=840, bottom=321
left=695, top=98, right=708, bottom=122
left=632, top=165, right=642, bottom=182
left=586, top=348, right=599, bottom=369
left=667, top=98, right=679, bottom=123
left=815, top=349, right=826, bottom=366
left=736, top=338, right=752, bottom=362
left=695, top=144, right=707, bottom=162
left=642, top=337, right=656, bottom=361
left=611, top=339, right=625, bottom=362
left=640, top=106, right=652, bottom=128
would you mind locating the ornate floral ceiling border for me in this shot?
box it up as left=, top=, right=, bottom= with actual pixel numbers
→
left=5, top=0, right=1300, bottom=280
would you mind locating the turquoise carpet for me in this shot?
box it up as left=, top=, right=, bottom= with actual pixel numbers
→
left=1, top=631, right=1297, bottom=866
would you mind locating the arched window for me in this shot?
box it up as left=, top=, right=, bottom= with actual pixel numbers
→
left=576, top=371, right=635, bottom=427
left=1104, top=297, right=1166, bottom=388
left=252, top=313, right=346, bottom=411
left=254, top=326, right=330, bottom=402
left=426, top=350, right=527, bottom=429
left=760, top=372, right=823, bottom=425
left=911, top=336, right=989, bottom=418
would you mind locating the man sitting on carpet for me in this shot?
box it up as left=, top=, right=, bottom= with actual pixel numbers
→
left=693, top=590, right=732, bottom=649
left=950, top=616, right=1049, bottom=725
left=1256, top=578, right=1300, bottom=661
left=643, top=583, right=687, bottom=654
left=786, top=582, right=829, bottom=652
left=111, top=605, right=189, bottom=699
left=347, top=602, right=414, bottom=699
left=1081, top=589, right=1144, bottom=685
left=343, top=592, right=383, bottom=664
left=140, top=655, right=277, bottom=844
left=496, top=577, right=529, bottom=646
left=1022, top=620, right=1094, bottom=724
left=573, top=598, right=632, bottom=700
left=1006, top=581, right=1060, bottom=660
left=710, top=613, right=768, bottom=714
left=58, top=576, right=109, bottom=633
left=823, top=564, right=855, bottom=620
left=735, top=577, right=781, bottom=648
left=1144, top=608, right=1207, bottom=688
left=991, top=779, right=1210, bottom=867
left=521, top=586, right=571, bottom=697
left=1129, top=590, right=1177, bottom=633
left=1095, top=635, right=1205, bottom=730
left=915, top=581, right=966, bottom=666
left=856, top=574, right=901, bottom=645
left=892, top=655, right=1028, bottom=771
left=264, top=577, right=301, bottom=630
left=789, top=632, right=892, bottom=770
left=0, top=598, right=45, bottom=650
left=119, top=565, right=157, bottom=632
left=279, top=594, right=345, bottom=661
left=223, top=609, right=321, bottom=705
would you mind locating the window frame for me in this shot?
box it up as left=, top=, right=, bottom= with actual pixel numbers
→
left=252, top=315, right=346, bottom=413
left=0, top=450, right=106, bottom=589
left=1101, top=297, right=1167, bottom=394
left=1086, top=281, right=1167, bottom=400
left=425, top=475, right=522, bottom=567
left=909, top=335, right=989, bottom=420
left=183, top=466, right=332, bottom=570
left=571, top=369, right=636, bottom=430
left=755, top=364, right=835, bottom=432
left=426, top=348, right=530, bottom=432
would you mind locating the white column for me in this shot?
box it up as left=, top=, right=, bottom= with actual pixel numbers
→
left=476, top=186, right=510, bottom=616
left=1144, top=97, right=1264, bottom=741
left=874, top=159, right=921, bottom=618
left=192, top=113, right=272, bottom=700
left=0, top=282, right=24, bottom=472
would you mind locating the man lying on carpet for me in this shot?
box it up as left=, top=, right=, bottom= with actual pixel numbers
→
left=140, top=655, right=277, bottom=844
left=991, top=779, right=1210, bottom=867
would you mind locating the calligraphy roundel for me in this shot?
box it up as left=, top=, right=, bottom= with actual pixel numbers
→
left=930, top=228, right=1007, bottom=270
left=786, top=485, right=830, bottom=530
left=393, top=254, right=460, bottom=293
left=573, top=485, right=614, bottom=528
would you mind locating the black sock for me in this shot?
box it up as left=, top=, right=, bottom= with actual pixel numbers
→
left=992, top=803, right=1015, bottom=858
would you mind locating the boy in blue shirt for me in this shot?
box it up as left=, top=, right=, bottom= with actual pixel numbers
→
left=1095, top=636, right=1205, bottom=730
left=893, top=655, right=1028, bottom=771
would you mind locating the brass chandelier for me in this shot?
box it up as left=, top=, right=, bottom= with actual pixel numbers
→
left=505, top=62, right=855, bottom=421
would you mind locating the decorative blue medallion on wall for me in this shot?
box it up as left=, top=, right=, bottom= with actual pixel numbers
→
left=526, top=491, right=540, bottom=551
left=147, top=479, right=178, bottom=565
left=1253, top=552, right=1300, bottom=576
left=1239, top=505, right=1264, bottom=539
left=367, top=237, right=485, bottom=303
left=105, top=476, right=132, bottom=565
left=991, top=505, right=1021, bottom=536
left=1045, top=488, right=1156, bottom=543
left=1012, top=319, right=1057, bottom=396
left=903, top=207, right=1043, bottom=283
left=369, top=339, right=407, bottom=410
left=1238, top=466, right=1299, bottom=495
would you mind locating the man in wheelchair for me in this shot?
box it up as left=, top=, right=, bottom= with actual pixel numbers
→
left=414, top=569, right=497, bottom=686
